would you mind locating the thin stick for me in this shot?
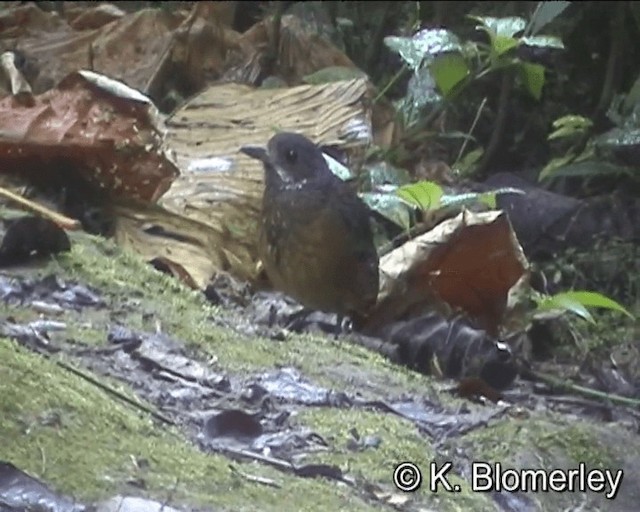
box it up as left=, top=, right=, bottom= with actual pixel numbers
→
left=56, top=359, right=176, bottom=425
left=454, top=96, right=487, bottom=167
left=0, top=185, right=81, bottom=230
left=527, top=369, right=640, bottom=409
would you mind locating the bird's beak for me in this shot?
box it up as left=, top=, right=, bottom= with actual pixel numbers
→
left=240, top=145, right=269, bottom=163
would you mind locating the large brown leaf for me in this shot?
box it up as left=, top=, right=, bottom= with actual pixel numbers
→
left=367, top=210, right=529, bottom=337
left=0, top=70, right=178, bottom=202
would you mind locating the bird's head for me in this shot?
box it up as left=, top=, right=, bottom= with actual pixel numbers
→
left=241, top=132, right=333, bottom=186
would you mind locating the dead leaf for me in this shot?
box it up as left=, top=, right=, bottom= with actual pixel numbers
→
left=226, top=14, right=357, bottom=85
left=0, top=4, right=69, bottom=39
left=457, top=377, right=502, bottom=402
left=190, top=1, right=237, bottom=28
left=150, top=256, right=200, bottom=290
left=0, top=70, right=178, bottom=202
left=6, top=5, right=240, bottom=97
left=368, top=209, right=529, bottom=336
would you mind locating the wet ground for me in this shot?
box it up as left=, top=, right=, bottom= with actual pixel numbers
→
left=1, top=220, right=639, bottom=512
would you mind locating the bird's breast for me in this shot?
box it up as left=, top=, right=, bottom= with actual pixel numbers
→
left=258, top=191, right=378, bottom=314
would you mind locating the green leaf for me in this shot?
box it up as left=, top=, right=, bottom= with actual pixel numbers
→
left=429, top=53, right=469, bottom=97
left=434, top=131, right=478, bottom=142
left=552, top=114, right=593, bottom=129
left=527, top=1, right=571, bottom=36
left=521, top=35, right=565, bottom=50
left=630, top=2, right=640, bottom=36
left=396, top=181, right=444, bottom=211
left=323, top=153, right=353, bottom=180
left=396, top=67, right=443, bottom=128
left=596, top=127, right=640, bottom=149
left=622, top=73, right=640, bottom=115
left=536, top=294, right=595, bottom=323
left=454, top=147, right=484, bottom=174
left=536, top=291, right=635, bottom=321
left=470, top=15, right=527, bottom=38
left=492, top=35, right=520, bottom=56
left=519, top=62, right=545, bottom=100
left=384, top=29, right=462, bottom=71
left=440, top=187, right=524, bottom=209
left=366, top=161, right=412, bottom=188
left=541, top=161, right=635, bottom=180
left=548, top=115, right=593, bottom=140
left=539, top=152, right=577, bottom=180
left=572, top=145, right=596, bottom=163
left=360, top=192, right=414, bottom=231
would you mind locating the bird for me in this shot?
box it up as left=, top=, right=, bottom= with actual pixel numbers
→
left=240, top=132, right=379, bottom=324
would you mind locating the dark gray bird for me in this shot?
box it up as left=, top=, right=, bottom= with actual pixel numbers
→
left=240, top=132, right=379, bottom=320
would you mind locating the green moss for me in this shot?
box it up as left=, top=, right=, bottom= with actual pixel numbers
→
left=0, top=337, right=381, bottom=511
left=297, top=408, right=496, bottom=511
left=459, top=415, right=616, bottom=471
left=3, top=219, right=635, bottom=511
left=536, top=424, right=617, bottom=470
left=34, top=235, right=439, bottom=397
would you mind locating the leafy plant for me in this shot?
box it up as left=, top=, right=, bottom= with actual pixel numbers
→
left=396, top=180, right=524, bottom=211
left=384, top=1, right=568, bottom=174
left=540, top=78, right=640, bottom=183
left=534, top=290, right=635, bottom=323
left=539, top=114, right=595, bottom=179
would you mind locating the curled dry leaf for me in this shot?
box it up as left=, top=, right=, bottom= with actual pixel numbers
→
left=189, top=1, right=237, bottom=28
left=0, top=70, right=178, bottom=202
left=366, top=309, right=519, bottom=390
left=367, top=209, right=529, bottom=336
left=225, top=10, right=400, bottom=149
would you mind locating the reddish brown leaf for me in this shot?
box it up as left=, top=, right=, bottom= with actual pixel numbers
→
left=457, top=377, right=502, bottom=403
left=150, top=256, right=199, bottom=290
left=369, top=210, right=529, bottom=337
left=0, top=71, right=178, bottom=202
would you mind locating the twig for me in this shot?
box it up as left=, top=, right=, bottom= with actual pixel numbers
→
left=144, top=2, right=200, bottom=96
left=377, top=205, right=459, bottom=258
left=526, top=368, right=640, bottom=409
left=215, top=445, right=296, bottom=472
left=364, top=2, right=394, bottom=76
left=454, top=96, right=487, bottom=167
left=374, top=67, right=408, bottom=103
left=55, top=359, right=176, bottom=425
left=229, top=464, right=282, bottom=488
left=475, top=70, right=514, bottom=178
left=594, top=2, right=624, bottom=117
left=264, top=1, right=287, bottom=78
left=0, top=185, right=81, bottom=230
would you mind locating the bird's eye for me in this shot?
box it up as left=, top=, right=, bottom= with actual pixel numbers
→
left=285, top=149, right=297, bottom=163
